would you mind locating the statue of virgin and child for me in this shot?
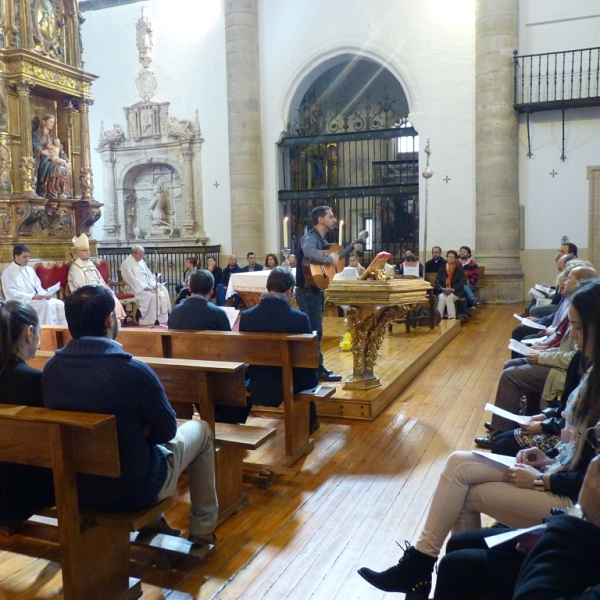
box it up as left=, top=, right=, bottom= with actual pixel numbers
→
left=32, top=113, right=73, bottom=199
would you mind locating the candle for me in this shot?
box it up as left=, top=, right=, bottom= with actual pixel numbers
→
left=339, top=220, right=344, bottom=244
left=283, top=216, right=289, bottom=248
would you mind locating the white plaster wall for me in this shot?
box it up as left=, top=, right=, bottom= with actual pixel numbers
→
left=519, top=1, right=600, bottom=254
left=81, top=0, right=232, bottom=257
left=258, top=0, right=476, bottom=258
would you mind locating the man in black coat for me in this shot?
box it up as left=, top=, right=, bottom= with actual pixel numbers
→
left=240, top=267, right=320, bottom=433
left=425, top=246, right=447, bottom=273
left=168, top=269, right=231, bottom=332
left=240, top=251, right=264, bottom=273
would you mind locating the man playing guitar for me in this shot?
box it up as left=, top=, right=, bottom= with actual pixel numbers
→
left=295, top=205, right=360, bottom=383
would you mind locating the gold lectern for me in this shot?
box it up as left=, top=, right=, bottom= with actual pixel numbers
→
left=328, top=278, right=431, bottom=389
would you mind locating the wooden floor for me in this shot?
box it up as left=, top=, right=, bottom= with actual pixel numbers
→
left=0, top=304, right=518, bottom=599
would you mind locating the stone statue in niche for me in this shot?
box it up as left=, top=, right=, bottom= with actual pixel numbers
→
left=147, top=181, right=174, bottom=237
left=140, top=109, right=156, bottom=136
left=124, top=193, right=136, bottom=235
left=32, top=114, right=73, bottom=199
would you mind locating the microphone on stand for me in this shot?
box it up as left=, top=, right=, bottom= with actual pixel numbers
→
left=150, top=269, right=168, bottom=329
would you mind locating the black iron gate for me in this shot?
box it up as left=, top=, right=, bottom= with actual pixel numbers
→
left=278, top=126, right=419, bottom=262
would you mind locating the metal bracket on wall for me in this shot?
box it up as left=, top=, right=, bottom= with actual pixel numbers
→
left=526, top=110, right=533, bottom=158
left=560, top=107, right=567, bottom=162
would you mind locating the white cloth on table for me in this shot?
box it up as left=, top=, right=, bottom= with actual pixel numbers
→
left=120, top=255, right=170, bottom=325
left=1, top=262, right=66, bottom=325
left=68, top=257, right=126, bottom=319
left=226, top=269, right=297, bottom=300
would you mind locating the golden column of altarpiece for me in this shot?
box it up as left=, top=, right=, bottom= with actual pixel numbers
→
left=0, top=0, right=100, bottom=263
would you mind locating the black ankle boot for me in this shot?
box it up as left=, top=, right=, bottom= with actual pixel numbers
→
left=357, top=542, right=435, bottom=596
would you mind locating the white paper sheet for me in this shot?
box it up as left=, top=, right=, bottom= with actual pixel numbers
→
left=485, top=524, right=547, bottom=548
left=535, top=283, right=553, bottom=295
left=219, top=306, right=240, bottom=329
left=522, top=336, right=547, bottom=346
left=403, top=264, right=421, bottom=277
left=508, top=339, right=536, bottom=356
left=472, top=450, right=516, bottom=470
left=333, top=267, right=359, bottom=281
left=528, top=287, right=545, bottom=299
left=45, top=281, right=61, bottom=296
left=521, top=317, right=546, bottom=330
left=484, top=402, right=531, bottom=425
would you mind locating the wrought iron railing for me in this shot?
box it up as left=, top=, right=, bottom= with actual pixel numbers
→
left=513, top=47, right=600, bottom=111
left=278, top=126, right=419, bottom=261
left=97, top=245, right=220, bottom=297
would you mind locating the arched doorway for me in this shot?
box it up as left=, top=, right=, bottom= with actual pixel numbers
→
left=278, top=57, right=419, bottom=261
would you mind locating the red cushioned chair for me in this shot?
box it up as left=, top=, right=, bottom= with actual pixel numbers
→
left=96, top=260, right=139, bottom=325
left=34, top=262, right=70, bottom=299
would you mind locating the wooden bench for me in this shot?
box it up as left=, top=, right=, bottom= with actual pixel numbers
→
left=29, top=350, right=276, bottom=523
left=0, top=404, right=172, bottom=600
left=40, top=326, right=332, bottom=467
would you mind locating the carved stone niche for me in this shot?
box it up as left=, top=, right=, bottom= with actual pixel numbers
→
left=97, top=100, right=206, bottom=248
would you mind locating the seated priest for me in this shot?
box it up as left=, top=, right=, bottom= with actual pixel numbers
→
left=0, top=244, right=67, bottom=325
left=68, top=233, right=125, bottom=319
left=120, top=244, right=171, bottom=325
left=239, top=267, right=320, bottom=434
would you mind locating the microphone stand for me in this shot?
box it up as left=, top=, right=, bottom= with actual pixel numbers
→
left=151, top=271, right=168, bottom=329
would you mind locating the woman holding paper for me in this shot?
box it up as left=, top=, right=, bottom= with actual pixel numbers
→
left=358, top=278, right=600, bottom=599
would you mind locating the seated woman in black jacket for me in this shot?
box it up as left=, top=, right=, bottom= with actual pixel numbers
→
left=0, top=299, right=55, bottom=525
left=434, top=250, right=465, bottom=320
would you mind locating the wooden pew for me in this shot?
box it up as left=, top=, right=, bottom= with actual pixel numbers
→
left=0, top=404, right=163, bottom=600
left=40, top=326, right=330, bottom=467
left=30, top=350, right=276, bottom=523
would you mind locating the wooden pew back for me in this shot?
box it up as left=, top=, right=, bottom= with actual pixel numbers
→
left=0, top=405, right=125, bottom=599
left=40, top=326, right=319, bottom=368
left=30, top=351, right=247, bottom=433
left=0, top=404, right=119, bottom=477
left=40, top=325, right=320, bottom=463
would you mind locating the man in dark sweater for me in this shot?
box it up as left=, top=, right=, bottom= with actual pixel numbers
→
left=43, top=285, right=218, bottom=547
left=168, top=269, right=231, bottom=331
left=240, top=267, right=320, bottom=433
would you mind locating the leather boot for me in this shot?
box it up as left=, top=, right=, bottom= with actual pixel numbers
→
left=358, top=542, right=436, bottom=597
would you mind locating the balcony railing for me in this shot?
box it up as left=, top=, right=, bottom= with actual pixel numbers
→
left=513, top=47, right=600, bottom=112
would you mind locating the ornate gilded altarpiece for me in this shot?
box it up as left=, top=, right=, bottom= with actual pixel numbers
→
left=0, top=0, right=100, bottom=263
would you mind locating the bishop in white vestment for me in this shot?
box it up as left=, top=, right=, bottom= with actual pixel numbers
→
left=68, top=234, right=126, bottom=319
left=1, top=245, right=67, bottom=325
left=120, top=245, right=170, bottom=325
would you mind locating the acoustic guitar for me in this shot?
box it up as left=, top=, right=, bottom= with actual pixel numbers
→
left=302, top=230, right=369, bottom=290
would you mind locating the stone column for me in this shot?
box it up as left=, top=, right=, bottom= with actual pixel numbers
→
left=475, top=0, right=524, bottom=302
left=15, top=80, right=36, bottom=195
left=181, top=144, right=197, bottom=237
left=101, top=150, right=119, bottom=239
left=224, top=0, right=265, bottom=258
